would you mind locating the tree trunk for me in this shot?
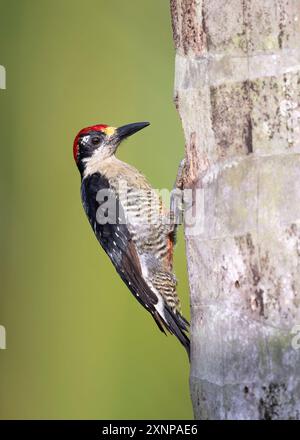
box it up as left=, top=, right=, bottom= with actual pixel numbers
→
left=170, top=0, right=300, bottom=420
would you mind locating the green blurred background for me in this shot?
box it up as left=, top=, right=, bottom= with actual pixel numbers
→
left=0, top=0, right=191, bottom=419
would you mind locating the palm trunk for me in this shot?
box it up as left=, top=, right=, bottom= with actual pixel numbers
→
left=0, top=65, right=6, bottom=89
left=170, top=0, right=300, bottom=419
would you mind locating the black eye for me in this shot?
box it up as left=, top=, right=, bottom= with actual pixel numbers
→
left=91, top=136, right=101, bottom=145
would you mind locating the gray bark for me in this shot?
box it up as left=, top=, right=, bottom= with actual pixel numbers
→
left=170, top=0, right=300, bottom=420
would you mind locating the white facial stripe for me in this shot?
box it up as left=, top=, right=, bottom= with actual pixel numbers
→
left=82, top=146, right=106, bottom=177
left=81, top=135, right=90, bottom=145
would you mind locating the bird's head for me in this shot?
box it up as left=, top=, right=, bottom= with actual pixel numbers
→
left=73, top=121, right=150, bottom=174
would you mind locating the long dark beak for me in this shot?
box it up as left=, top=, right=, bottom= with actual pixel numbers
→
left=116, top=121, right=150, bottom=142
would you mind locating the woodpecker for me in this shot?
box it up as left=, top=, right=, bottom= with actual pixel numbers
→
left=73, top=121, right=190, bottom=356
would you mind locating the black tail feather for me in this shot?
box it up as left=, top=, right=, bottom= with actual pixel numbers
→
left=162, top=306, right=190, bottom=359
left=153, top=311, right=167, bottom=335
